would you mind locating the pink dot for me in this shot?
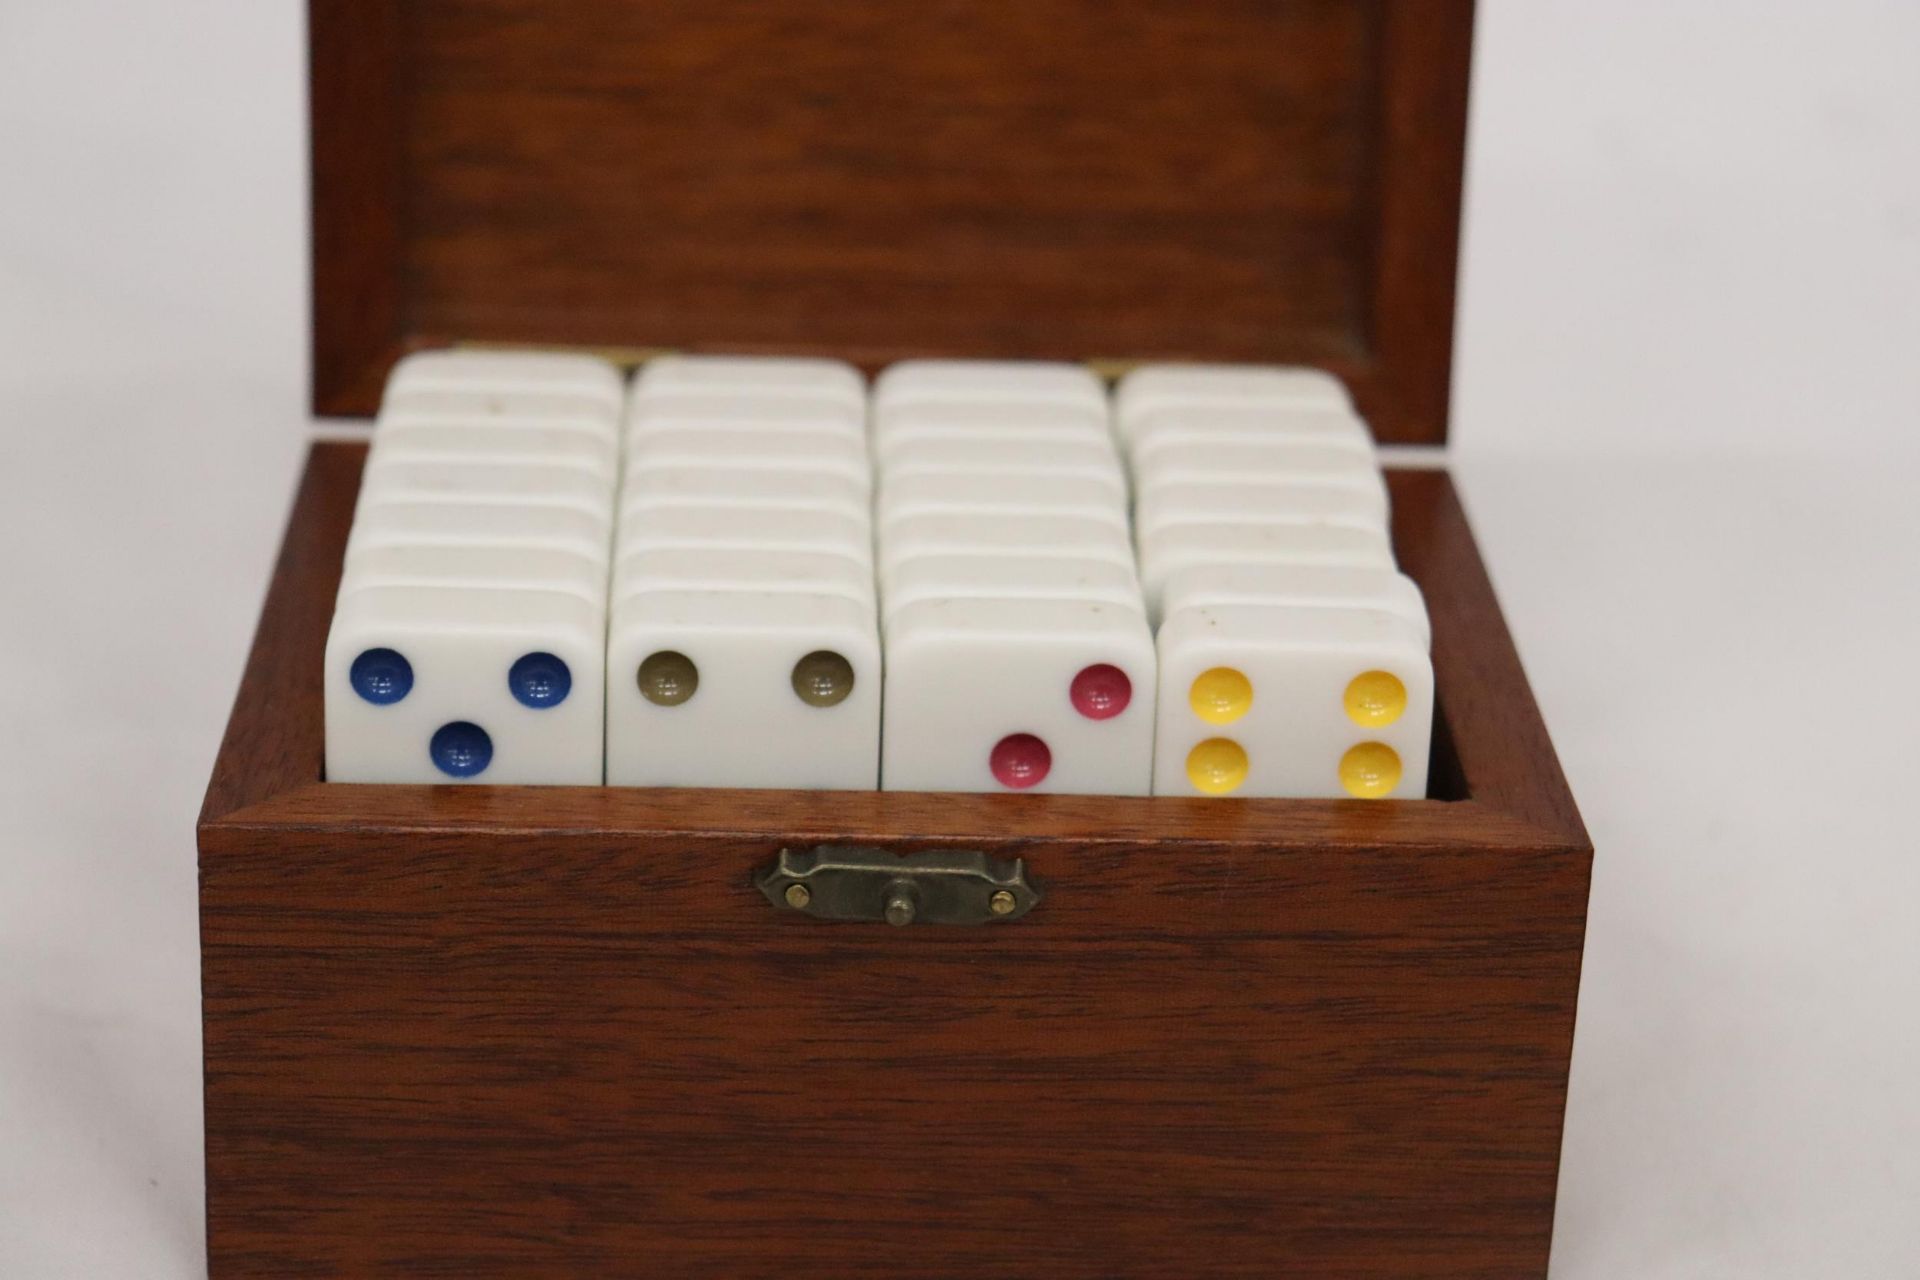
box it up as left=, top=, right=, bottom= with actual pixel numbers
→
left=989, top=733, right=1052, bottom=789
left=1070, top=664, right=1132, bottom=720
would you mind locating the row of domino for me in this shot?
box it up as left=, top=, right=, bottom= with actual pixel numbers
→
left=325, top=353, right=624, bottom=784
left=872, top=362, right=1157, bottom=794
left=1115, top=368, right=1435, bottom=799
left=605, top=358, right=882, bottom=789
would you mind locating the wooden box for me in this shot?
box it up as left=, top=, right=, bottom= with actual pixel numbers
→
left=199, top=3, right=1591, bottom=1276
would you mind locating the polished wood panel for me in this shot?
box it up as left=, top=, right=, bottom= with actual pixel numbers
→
left=309, top=0, right=410, bottom=416
left=309, top=0, right=1475, bottom=443
left=199, top=443, right=1588, bottom=1276
left=202, top=828, right=1587, bottom=1279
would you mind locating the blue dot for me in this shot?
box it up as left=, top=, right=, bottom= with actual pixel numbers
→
left=429, top=721, right=493, bottom=778
left=508, top=652, right=572, bottom=708
left=350, top=648, right=413, bottom=704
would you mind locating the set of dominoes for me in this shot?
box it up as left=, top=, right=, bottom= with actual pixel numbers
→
left=874, top=362, right=1156, bottom=793
left=324, top=350, right=1432, bottom=799
left=325, top=352, right=622, bottom=784
left=608, top=358, right=881, bottom=788
left=1119, top=369, right=1432, bottom=799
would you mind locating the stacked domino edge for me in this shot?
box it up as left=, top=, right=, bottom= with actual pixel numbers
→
left=1116, top=365, right=1434, bottom=800
left=873, top=360, right=1155, bottom=795
left=606, top=356, right=880, bottom=789
left=324, top=350, right=623, bottom=784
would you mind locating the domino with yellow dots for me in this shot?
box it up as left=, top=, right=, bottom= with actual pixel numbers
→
left=1153, top=604, right=1432, bottom=799
left=1116, top=363, right=1433, bottom=799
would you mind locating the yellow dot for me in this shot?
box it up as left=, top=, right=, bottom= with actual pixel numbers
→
left=1344, top=670, right=1408, bottom=728
left=1339, top=742, right=1403, bottom=799
left=1189, top=667, right=1253, bottom=724
left=1186, top=738, right=1249, bottom=795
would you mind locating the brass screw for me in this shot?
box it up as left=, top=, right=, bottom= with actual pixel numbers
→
left=989, top=890, right=1017, bottom=916
left=783, top=883, right=812, bottom=909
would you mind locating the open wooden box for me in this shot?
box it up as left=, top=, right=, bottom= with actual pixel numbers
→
left=199, top=3, right=1591, bottom=1276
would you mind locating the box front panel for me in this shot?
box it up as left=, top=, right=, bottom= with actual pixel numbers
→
left=201, top=828, right=1588, bottom=1279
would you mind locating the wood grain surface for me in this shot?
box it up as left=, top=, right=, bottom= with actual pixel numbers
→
left=199, top=443, right=1589, bottom=1277
left=309, top=0, right=1474, bottom=445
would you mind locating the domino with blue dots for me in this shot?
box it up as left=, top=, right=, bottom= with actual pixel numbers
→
left=326, top=586, right=606, bottom=784
left=324, top=350, right=621, bottom=785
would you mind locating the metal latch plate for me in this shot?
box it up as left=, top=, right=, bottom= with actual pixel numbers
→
left=757, top=846, right=1042, bottom=926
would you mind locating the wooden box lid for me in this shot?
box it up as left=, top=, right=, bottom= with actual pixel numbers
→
left=312, top=1, right=1473, bottom=444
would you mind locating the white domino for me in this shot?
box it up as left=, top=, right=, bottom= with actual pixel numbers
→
left=627, top=429, right=870, bottom=488
left=377, top=389, right=621, bottom=436
left=369, top=422, right=620, bottom=473
left=340, top=544, right=608, bottom=606
left=357, top=460, right=618, bottom=517
left=1129, top=405, right=1375, bottom=456
left=874, top=359, right=1107, bottom=416
left=345, top=501, right=613, bottom=560
left=621, top=505, right=871, bottom=557
left=883, top=599, right=1154, bottom=794
left=627, top=395, right=866, bottom=442
left=325, top=351, right=621, bottom=785
left=387, top=350, right=626, bottom=413
left=880, top=512, right=1135, bottom=571
left=621, top=467, right=870, bottom=518
left=1152, top=605, right=1432, bottom=800
left=878, top=436, right=1129, bottom=498
left=325, top=585, right=607, bottom=785
left=1159, top=564, right=1431, bottom=649
left=1115, top=364, right=1351, bottom=447
left=606, top=591, right=880, bottom=789
left=606, top=355, right=880, bottom=790
left=1132, top=481, right=1390, bottom=540
left=614, top=548, right=875, bottom=605
left=632, top=354, right=867, bottom=413
left=872, top=401, right=1111, bottom=460
left=1131, top=440, right=1383, bottom=501
left=882, top=556, right=1144, bottom=620
left=877, top=472, right=1131, bottom=530
left=1137, top=522, right=1395, bottom=618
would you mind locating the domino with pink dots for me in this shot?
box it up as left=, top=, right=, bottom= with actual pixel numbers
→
left=873, top=361, right=1156, bottom=795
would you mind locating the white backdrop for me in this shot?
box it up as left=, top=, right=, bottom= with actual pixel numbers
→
left=1, top=2, right=1916, bottom=1275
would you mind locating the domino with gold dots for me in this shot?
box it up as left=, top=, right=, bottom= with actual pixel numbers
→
left=603, top=355, right=882, bottom=790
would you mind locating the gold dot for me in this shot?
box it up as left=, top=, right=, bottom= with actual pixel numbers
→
left=1344, top=670, right=1408, bottom=728
left=1339, top=742, right=1402, bottom=799
left=791, top=650, right=855, bottom=707
left=637, top=650, right=698, bottom=705
left=1189, top=667, right=1253, bottom=724
left=1186, top=738, right=1249, bottom=795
